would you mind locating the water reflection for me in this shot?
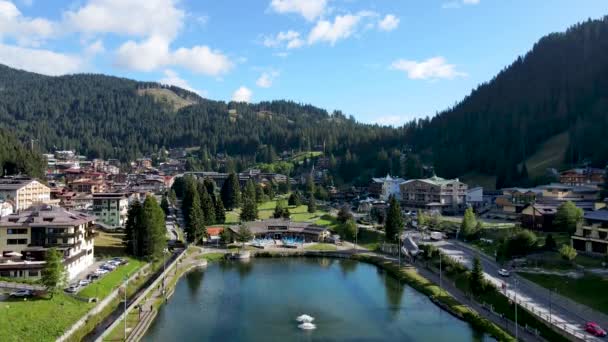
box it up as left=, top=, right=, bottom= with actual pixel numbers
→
left=186, top=269, right=204, bottom=298
left=338, top=258, right=358, bottom=275
left=381, top=269, right=405, bottom=319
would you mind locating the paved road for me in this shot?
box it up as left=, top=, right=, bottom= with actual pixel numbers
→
left=430, top=239, right=604, bottom=341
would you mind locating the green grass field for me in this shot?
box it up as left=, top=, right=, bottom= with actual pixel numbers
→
left=224, top=197, right=330, bottom=225
left=304, top=243, right=338, bottom=251
left=525, top=131, right=569, bottom=179
left=78, top=258, right=145, bottom=299
left=0, top=293, right=93, bottom=342
left=519, top=273, right=608, bottom=316
left=94, top=230, right=126, bottom=257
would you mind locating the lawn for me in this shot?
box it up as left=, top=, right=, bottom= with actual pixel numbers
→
left=304, top=243, right=337, bottom=251
left=0, top=293, right=93, bottom=342
left=78, top=258, right=145, bottom=299
left=95, top=230, right=126, bottom=257
left=224, top=198, right=329, bottom=225
left=518, top=273, right=608, bottom=316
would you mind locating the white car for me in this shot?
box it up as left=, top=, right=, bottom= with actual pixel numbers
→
left=9, top=289, right=32, bottom=298
left=498, top=269, right=511, bottom=277
left=78, top=279, right=91, bottom=287
left=65, top=285, right=80, bottom=293
left=95, top=268, right=109, bottom=275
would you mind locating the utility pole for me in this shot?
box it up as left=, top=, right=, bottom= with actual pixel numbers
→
left=439, top=253, right=442, bottom=293
left=514, top=278, right=518, bottom=341
left=124, top=275, right=128, bottom=341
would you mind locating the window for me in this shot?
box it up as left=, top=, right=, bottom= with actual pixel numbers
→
left=7, top=228, right=27, bottom=234
left=29, top=270, right=39, bottom=277
left=7, top=238, right=27, bottom=245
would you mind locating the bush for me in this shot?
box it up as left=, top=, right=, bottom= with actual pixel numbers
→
left=559, top=244, right=577, bottom=262
left=544, top=234, right=557, bottom=250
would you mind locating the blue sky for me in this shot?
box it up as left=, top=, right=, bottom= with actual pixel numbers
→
left=0, top=0, right=606, bottom=125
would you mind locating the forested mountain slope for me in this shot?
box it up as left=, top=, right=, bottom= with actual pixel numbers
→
left=0, top=128, right=45, bottom=178
left=404, top=16, right=608, bottom=188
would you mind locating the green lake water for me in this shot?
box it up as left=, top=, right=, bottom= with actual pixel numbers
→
left=143, top=258, right=492, bottom=341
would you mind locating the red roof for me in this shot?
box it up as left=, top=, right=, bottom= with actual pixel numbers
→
left=206, top=227, right=224, bottom=236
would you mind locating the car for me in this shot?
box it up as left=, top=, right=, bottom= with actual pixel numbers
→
left=78, top=279, right=91, bottom=287
left=87, top=273, right=100, bottom=280
left=101, top=263, right=116, bottom=271
left=498, top=269, right=511, bottom=277
left=9, top=289, right=32, bottom=298
left=95, top=268, right=109, bottom=275
left=64, top=285, right=80, bottom=293
left=111, top=257, right=126, bottom=264
left=585, top=322, right=607, bottom=337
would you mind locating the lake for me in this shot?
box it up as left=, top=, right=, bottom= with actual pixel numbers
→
left=144, top=257, right=491, bottom=341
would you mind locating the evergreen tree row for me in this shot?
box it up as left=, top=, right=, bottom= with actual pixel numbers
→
left=124, top=196, right=167, bottom=260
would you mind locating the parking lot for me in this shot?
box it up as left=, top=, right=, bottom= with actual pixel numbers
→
left=64, top=257, right=129, bottom=295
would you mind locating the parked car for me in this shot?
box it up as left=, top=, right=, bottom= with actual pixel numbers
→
left=64, top=285, right=80, bottom=293
left=585, top=322, right=607, bottom=337
left=88, top=273, right=100, bottom=280
left=78, top=279, right=91, bottom=287
left=498, top=269, right=511, bottom=277
left=95, top=268, right=109, bottom=275
left=111, top=257, right=126, bottom=265
left=101, top=263, right=116, bottom=271
left=9, top=289, right=32, bottom=298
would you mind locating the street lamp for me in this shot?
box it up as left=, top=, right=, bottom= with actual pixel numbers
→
left=514, top=278, right=518, bottom=340
left=124, top=275, right=128, bottom=341
left=395, top=234, right=401, bottom=267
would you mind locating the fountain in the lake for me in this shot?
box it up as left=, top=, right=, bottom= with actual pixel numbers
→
left=296, top=314, right=316, bottom=330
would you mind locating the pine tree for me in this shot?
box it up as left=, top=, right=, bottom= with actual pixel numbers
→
left=141, top=196, right=167, bottom=260
left=168, top=188, right=177, bottom=205
left=221, top=172, right=241, bottom=210
left=307, top=195, right=316, bottom=213
left=203, top=177, right=216, bottom=197
left=188, top=191, right=206, bottom=244
left=282, top=206, right=291, bottom=219
left=236, top=225, right=253, bottom=247
left=124, top=200, right=143, bottom=256
left=273, top=200, right=285, bottom=219
left=384, top=195, right=403, bottom=242
left=201, top=189, right=216, bottom=225
left=469, top=256, right=486, bottom=295
left=306, top=173, right=315, bottom=196
left=215, top=196, right=226, bottom=224
left=255, top=183, right=265, bottom=203
left=160, top=194, right=170, bottom=216
left=41, top=248, right=66, bottom=297
left=288, top=192, right=301, bottom=206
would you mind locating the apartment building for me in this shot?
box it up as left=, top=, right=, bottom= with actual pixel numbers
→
left=92, top=193, right=129, bottom=229
left=0, top=177, right=51, bottom=211
left=0, top=205, right=96, bottom=279
left=571, top=210, right=608, bottom=255
left=400, top=176, right=468, bottom=214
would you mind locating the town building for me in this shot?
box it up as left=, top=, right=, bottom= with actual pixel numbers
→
left=92, top=193, right=129, bottom=229
left=560, top=167, right=605, bottom=186
left=228, top=219, right=330, bottom=243
left=370, top=175, right=405, bottom=201
left=520, top=204, right=558, bottom=231
left=0, top=177, right=51, bottom=211
left=399, top=176, right=468, bottom=214
left=0, top=199, right=14, bottom=217
left=0, top=205, right=96, bottom=279
left=466, top=187, right=484, bottom=210
left=571, top=210, right=608, bottom=255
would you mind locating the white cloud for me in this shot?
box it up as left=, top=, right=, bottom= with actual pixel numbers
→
left=115, top=35, right=233, bottom=76
left=273, top=51, right=289, bottom=58
left=378, top=14, right=399, bottom=31
left=172, top=45, right=233, bottom=76
left=85, top=39, right=104, bottom=55
left=64, top=0, right=184, bottom=40
left=232, top=86, right=252, bottom=102
left=442, top=0, right=480, bottom=9
left=159, top=69, right=205, bottom=96
left=0, top=0, right=56, bottom=46
left=391, top=57, right=467, bottom=80
left=0, top=43, right=83, bottom=75
left=263, top=30, right=303, bottom=49
left=269, top=0, right=327, bottom=21
left=115, top=35, right=171, bottom=71
left=256, top=71, right=279, bottom=88
left=308, top=14, right=361, bottom=45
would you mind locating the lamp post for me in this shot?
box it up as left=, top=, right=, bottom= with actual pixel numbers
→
left=124, top=275, right=128, bottom=341
left=395, top=234, right=401, bottom=267
left=514, top=278, right=518, bottom=340
left=439, top=252, right=442, bottom=293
